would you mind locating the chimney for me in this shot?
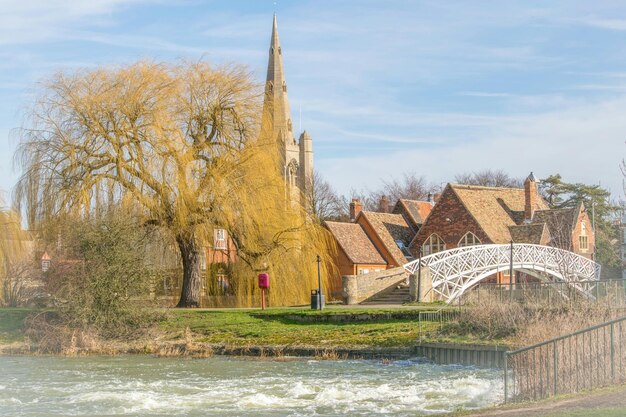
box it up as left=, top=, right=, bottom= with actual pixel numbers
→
left=427, top=193, right=434, bottom=204
left=349, top=198, right=363, bottom=222
left=378, top=195, right=390, bottom=213
left=524, top=172, right=538, bottom=221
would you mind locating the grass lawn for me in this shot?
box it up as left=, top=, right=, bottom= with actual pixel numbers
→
left=157, top=307, right=496, bottom=348
left=0, top=306, right=503, bottom=349
left=0, top=308, right=32, bottom=343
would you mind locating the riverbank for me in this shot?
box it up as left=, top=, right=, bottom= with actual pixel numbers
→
left=0, top=307, right=508, bottom=358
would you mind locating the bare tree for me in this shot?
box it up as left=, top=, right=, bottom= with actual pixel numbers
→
left=454, top=169, right=522, bottom=188
left=378, top=172, right=434, bottom=202
left=308, top=171, right=343, bottom=223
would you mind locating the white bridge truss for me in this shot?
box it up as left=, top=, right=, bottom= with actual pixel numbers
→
left=403, top=244, right=602, bottom=303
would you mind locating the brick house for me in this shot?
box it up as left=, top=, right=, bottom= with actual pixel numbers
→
left=408, top=173, right=595, bottom=283
left=326, top=196, right=433, bottom=292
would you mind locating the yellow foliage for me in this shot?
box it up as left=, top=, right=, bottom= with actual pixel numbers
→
left=0, top=198, right=26, bottom=305
left=14, top=60, right=335, bottom=307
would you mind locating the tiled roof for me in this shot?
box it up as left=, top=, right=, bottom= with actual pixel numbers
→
left=531, top=205, right=579, bottom=249
left=359, top=211, right=414, bottom=265
left=393, top=199, right=433, bottom=230
left=450, top=184, right=549, bottom=243
left=325, top=221, right=386, bottom=265
left=509, top=223, right=549, bottom=245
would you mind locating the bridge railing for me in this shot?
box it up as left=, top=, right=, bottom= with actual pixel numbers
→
left=504, top=315, right=626, bottom=403
left=404, top=244, right=601, bottom=303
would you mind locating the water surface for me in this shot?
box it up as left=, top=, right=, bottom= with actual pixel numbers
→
left=0, top=355, right=502, bottom=416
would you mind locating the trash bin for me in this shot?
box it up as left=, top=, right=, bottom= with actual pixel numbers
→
left=311, top=289, right=325, bottom=310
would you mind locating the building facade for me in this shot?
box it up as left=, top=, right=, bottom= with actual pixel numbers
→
left=408, top=174, right=595, bottom=283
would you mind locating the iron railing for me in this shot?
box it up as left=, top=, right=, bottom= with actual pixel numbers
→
left=466, top=279, right=626, bottom=307
left=417, top=308, right=460, bottom=342
left=504, top=315, right=626, bottom=403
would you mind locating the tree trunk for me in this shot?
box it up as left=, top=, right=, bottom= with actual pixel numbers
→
left=176, top=232, right=202, bottom=308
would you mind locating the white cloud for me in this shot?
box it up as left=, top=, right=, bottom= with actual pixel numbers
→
left=318, top=96, right=626, bottom=197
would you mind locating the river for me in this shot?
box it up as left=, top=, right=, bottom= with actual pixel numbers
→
left=0, top=355, right=502, bottom=416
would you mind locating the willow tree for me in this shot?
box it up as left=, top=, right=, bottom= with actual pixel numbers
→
left=0, top=200, right=25, bottom=305
left=13, top=61, right=273, bottom=307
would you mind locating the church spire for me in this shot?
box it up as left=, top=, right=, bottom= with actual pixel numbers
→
left=262, top=13, right=295, bottom=147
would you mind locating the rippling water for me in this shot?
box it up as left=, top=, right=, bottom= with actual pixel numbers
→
left=0, top=355, right=502, bottom=416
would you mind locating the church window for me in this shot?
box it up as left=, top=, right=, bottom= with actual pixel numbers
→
left=458, top=232, right=481, bottom=247
left=288, top=160, right=298, bottom=187
left=278, top=47, right=282, bottom=55
left=422, top=233, right=445, bottom=256
left=282, top=81, right=287, bottom=92
left=270, top=47, right=274, bottom=55
left=287, top=119, right=292, bottom=132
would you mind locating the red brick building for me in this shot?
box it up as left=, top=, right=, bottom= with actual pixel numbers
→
left=326, top=197, right=433, bottom=291
left=408, top=174, right=595, bottom=283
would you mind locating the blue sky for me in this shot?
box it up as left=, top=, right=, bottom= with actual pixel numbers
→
left=1, top=0, right=625, bottom=202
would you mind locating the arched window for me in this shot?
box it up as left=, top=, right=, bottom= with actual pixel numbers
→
left=458, top=232, right=481, bottom=247
left=422, top=234, right=445, bottom=256
left=287, top=160, right=298, bottom=187
left=282, top=81, right=287, bottom=92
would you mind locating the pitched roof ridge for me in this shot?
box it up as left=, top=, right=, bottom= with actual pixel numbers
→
left=450, top=183, right=523, bottom=191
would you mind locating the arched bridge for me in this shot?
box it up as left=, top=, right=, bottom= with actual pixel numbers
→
left=403, top=244, right=602, bottom=303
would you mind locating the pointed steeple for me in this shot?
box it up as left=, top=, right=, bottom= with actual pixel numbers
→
left=261, top=14, right=296, bottom=149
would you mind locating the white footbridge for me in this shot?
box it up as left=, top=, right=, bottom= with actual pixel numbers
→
left=403, top=244, right=601, bottom=303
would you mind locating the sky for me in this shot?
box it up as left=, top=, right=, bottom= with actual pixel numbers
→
left=0, top=0, right=625, bottom=203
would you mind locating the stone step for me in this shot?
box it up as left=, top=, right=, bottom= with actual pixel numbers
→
left=361, top=285, right=412, bottom=305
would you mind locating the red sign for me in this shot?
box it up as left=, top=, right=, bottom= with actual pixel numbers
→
left=258, top=273, right=270, bottom=289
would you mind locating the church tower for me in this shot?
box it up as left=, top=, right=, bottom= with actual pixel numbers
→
left=261, top=14, right=313, bottom=208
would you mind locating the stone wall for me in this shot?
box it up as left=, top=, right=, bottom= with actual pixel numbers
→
left=409, top=266, right=435, bottom=302
left=342, top=266, right=408, bottom=304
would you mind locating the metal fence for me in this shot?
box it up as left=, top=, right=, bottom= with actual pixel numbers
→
left=465, top=279, right=626, bottom=307
left=504, top=315, right=626, bottom=403
left=417, top=308, right=460, bottom=342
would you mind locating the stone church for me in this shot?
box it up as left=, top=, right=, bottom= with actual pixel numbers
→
left=260, top=14, right=314, bottom=207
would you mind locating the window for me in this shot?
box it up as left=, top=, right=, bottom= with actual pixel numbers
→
left=579, top=235, right=589, bottom=251
left=359, top=268, right=370, bottom=275
left=422, top=234, right=445, bottom=256
left=396, top=239, right=414, bottom=259
left=458, top=232, right=481, bottom=247
left=579, top=221, right=589, bottom=252
left=214, top=228, right=227, bottom=250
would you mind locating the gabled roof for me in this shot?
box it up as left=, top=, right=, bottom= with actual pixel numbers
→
left=325, top=221, right=386, bottom=265
left=509, top=223, right=550, bottom=245
left=450, top=184, right=549, bottom=243
left=531, top=203, right=581, bottom=249
left=358, top=211, right=414, bottom=265
left=392, top=199, right=433, bottom=231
